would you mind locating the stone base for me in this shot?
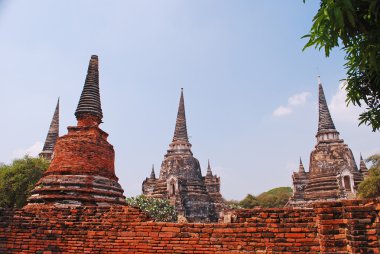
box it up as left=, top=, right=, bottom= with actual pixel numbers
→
left=27, top=174, right=126, bottom=207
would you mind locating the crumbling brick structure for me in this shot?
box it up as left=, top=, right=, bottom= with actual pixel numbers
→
left=28, top=55, right=125, bottom=207
left=1, top=58, right=378, bottom=253
left=1, top=199, right=379, bottom=253
left=142, top=89, right=225, bottom=222
left=288, top=79, right=367, bottom=206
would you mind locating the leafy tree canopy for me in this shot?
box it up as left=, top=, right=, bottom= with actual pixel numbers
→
left=239, top=194, right=258, bottom=209
left=303, top=0, right=380, bottom=131
left=126, top=195, right=177, bottom=222
left=358, top=154, right=380, bottom=198
left=0, top=156, right=49, bottom=208
left=239, top=187, right=292, bottom=208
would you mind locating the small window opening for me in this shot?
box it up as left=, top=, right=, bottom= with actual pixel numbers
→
left=343, top=176, right=352, bottom=192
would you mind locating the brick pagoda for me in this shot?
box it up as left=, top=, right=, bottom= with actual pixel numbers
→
left=27, top=55, right=125, bottom=207
left=39, top=98, right=59, bottom=161
left=288, top=78, right=365, bottom=206
left=142, top=89, right=225, bottom=222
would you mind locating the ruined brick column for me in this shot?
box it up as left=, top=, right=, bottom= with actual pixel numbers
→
left=27, top=55, right=125, bottom=207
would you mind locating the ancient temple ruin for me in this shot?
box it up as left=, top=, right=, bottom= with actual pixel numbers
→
left=27, top=55, right=125, bottom=207
left=39, top=98, right=59, bottom=161
left=288, top=78, right=366, bottom=206
left=142, top=89, right=224, bottom=222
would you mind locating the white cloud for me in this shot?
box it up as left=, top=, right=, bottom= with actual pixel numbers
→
left=12, top=141, right=43, bottom=159
left=273, top=106, right=293, bottom=117
left=288, top=92, right=310, bottom=106
left=329, top=81, right=363, bottom=123
left=273, top=91, right=310, bottom=117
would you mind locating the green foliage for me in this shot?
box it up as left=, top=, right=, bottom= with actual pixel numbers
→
left=358, top=154, right=380, bottom=198
left=126, top=195, right=177, bottom=222
left=256, top=187, right=292, bottom=208
left=225, top=199, right=242, bottom=209
left=239, top=194, right=259, bottom=208
left=239, top=187, right=292, bottom=208
left=0, top=156, right=49, bottom=208
left=303, top=0, right=380, bottom=131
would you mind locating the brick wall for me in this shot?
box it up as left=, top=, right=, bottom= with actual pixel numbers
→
left=0, top=199, right=379, bottom=253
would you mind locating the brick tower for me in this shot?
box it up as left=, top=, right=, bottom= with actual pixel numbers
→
left=39, top=98, right=59, bottom=161
left=142, top=89, right=224, bottom=222
left=203, top=160, right=225, bottom=214
left=288, top=78, right=364, bottom=206
left=359, top=154, right=369, bottom=177
left=27, top=55, right=125, bottom=207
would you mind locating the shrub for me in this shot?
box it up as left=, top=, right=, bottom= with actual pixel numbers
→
left=126, top=195, right=177, bottom=222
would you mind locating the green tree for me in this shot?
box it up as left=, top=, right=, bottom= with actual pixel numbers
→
left=256, top=187, right=292, bottom=208
left=126, top=195, right=177, bottom=222
left=303, top=1, right=380, bottom=131
left=238, top=187, right=292, bottom=209
left=358, top=154, right=380, bottom=198
left=239, top=194, right=259, bottom=208
left=0, top=156, right=49, bottom=208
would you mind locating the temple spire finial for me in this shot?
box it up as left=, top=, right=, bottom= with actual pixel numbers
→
left=75, top=55, right=103, bottom=125
left=206, top=159, right=213, bottom=176
left=172, top=88, right=188, bottom=142
left=317, top=75, right=322, bottom=85
left=150, top=164, right=156, bottom=179
left=299, top=157, right=305, bottom=173
left=39, top=98, right=60, bottom=161
left=318, top=78, right=336, bottom=131
left=316, top=77, right=340, bottom=142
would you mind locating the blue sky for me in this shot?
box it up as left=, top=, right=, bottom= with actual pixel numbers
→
left=0, top=1, right=378, bottom=200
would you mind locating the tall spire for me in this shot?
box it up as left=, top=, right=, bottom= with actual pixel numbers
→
left=316, top=77, right=340, bottom=142
left=172, top=88, right=189, bottom=142
left=150, top=164, right=156, bottom=179
left=207, top=159, right=213, bottom=176
left=299, top=157, right=305, bottom=173
left=39, top=98, right=59, bottom=160
left=75, top=55, right=103, bottom=124
left=359, top=154, right=369, bottom=173
left=318, top=78, right=336, bottom=131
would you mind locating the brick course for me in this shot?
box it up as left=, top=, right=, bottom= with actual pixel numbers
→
left=1, top=199, right=378, bottom=253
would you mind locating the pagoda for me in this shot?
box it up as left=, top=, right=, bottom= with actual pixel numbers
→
left=39, top=99, right=59, bottom=161
left=27, top=55, right=125, bottom=207
left=142, top=89, right=224, bottom=222
left=288, top=78, right=365, bottom=206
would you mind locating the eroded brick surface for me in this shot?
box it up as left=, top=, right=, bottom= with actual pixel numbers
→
left=0, top=199, right=378, bottom=253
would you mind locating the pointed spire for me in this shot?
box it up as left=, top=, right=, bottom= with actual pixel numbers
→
left=207, top=159, right=213, bottom=176
left=172, top=88, right=189, bottom=142
left=359, top=154, right=368, bottom=173
left=39, top=98, right=59, bottom=160
left=75, top=55, right=103, bottom=123
left=150, top=164, right=156, bottom=179
left=299, top=157, right=305, bottom=173
left=318, top=77, right=336, bottom=131
left=316, top=77, right=340, bottom=142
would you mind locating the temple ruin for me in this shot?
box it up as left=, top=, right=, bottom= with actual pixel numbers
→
left=27, top=55, right=126, bottom=207
left=288, top=78, right=366, bottom=206
left=142, top=89, right=225, bottom=222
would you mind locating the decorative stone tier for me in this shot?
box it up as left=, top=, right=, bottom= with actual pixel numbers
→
left=143, top=144, right=219, bottom=222
left=28, top=55, right=125, bottom=207
left=1, top=199, right=379, bottom=253
left=304, top=142, right=363, bottom=201
left=28, top=124, right=125, bottom=206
